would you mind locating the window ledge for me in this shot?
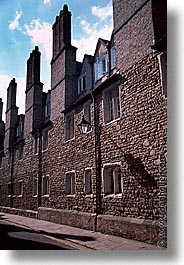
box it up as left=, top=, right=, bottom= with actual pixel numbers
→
left=33, top=195, right=38, bottom=198
left=103, top=193, right=123, bottom=198
left=17, top=195, right=23, bottom=198
left=95, top=73, right=108, bottom=83
left=84, top=194, right=93, bottom=198
left=42, top=194, right=49, bottom=197
left=66, top=194, right=76, bottom=198
left=42, top=148, right=48, bottom=153
left=104, top=117, right=121, bottom=126
left=65, top=137, right=75, bottom=143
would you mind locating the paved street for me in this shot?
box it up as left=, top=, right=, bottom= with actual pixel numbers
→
left=0, top=221, right=75, bottom=250
left=0, top=212, right=160, bottom=250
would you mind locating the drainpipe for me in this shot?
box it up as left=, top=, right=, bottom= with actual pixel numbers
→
left=90, top=63, right=102, bottom=232
left=10, top=146, right=14, bottom=208
left=37, top=129, right=42, bottom=208
left=93, top=95, right=102, bottom=231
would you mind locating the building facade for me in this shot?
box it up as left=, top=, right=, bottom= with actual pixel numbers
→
left=0, top=0, right=167, bottom=245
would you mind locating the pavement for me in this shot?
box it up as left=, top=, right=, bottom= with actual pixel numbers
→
left=0, top=212, right=160, bottom=250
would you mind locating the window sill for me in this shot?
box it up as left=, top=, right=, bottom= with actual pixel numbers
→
left=104, top=117, right=121, bottom=126
left=95, top=73, right=108, bottom=83
left=33, top=195, right=38, bottom=198
left=17, top=195, right=23, bottom=198
left=42, top=148, right=48, bottom=153
left=42, top=194, right=49, bottom=197
left=65, top=137, right=75, bottom=143
left=84, top=194, right=93, bottom=198
left=103, top=193, right=123, bottom=198
left=66, top=194, right=76, bottom=198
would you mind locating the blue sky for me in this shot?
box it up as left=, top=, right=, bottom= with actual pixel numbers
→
left=0, top=0, right=113, bottom=120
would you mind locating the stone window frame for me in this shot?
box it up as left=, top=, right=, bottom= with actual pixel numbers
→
left=45, top=97, right=51, bottom=119
left=18, top=144, right=24, bottom=161
left=94, top=54, right=108, bottom=82
left=102, top=162, right=123, bottom=197
left=16, top=119, right=24, bottom=138
left=7, top=182, right=16, bottom=198
left=42, top=129, right=49, bottom=152
left=102, top=85, right=121, bottom=125
left=65, top=111, right=75, bottom=142
left=17, top=180, right=23, bottom=197
left=158, top=52, right=167, bottom=98
left=83, top=100, right=92, bottom=134
left=78, top=72, right=86, bottom=95
left=110, top=46, right=117, bottom=69
left=84, top=168, right=93, bottom=196
left=65, top=170, right=76, bottom=196
left=33, top=175, right=38, bottom=197
left=42, top=174, right=50, bottom=197
left=34, top=133, right=39, bottom=155
left=0, top=154, right=2, bottom=169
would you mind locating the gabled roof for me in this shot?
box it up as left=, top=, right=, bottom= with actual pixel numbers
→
left=77, top=54, right=94, bottom=76
left=94, top=38, right=110, bottom=58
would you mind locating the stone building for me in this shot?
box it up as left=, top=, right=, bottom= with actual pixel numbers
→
left=0, top=0, right=167, bottom=245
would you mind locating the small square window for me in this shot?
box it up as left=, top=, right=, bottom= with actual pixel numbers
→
left=78, top=73, right=86, bottom=95
left=18, top=181, right=23, bottom=196
left=103, top=165, right=123, bottom=195
left=33, top=176, right=38, bottom=196
left=103, top=87, right=121, bottom=124
left=42, top=130, right=49, bottom=151
left=18, top=145, right=24, bottom=160
left=42, top=175, right=49, bottom=196
left=111, top=46, right=116, bottom=69
left=84, top=169, right=92, bottom=195
left=94, top=56, right=108, bottom=81
left=34, top=134, right=38, bottom=154
left=83, top=101, right=92, bottom=133
left=65, top=113, right=74, bottom=141
left=159, top=52, right=167, bottom=97
left=8, top=182, right=16, bottom=196
left=65, top=172, right=76, bottom=195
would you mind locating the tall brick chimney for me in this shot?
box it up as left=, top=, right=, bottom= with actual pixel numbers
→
left=0, top=98, right=3, bottom=122
left=4, top=78, right=18, bottom=150
left=0, top=98, right=5, bottom=151
left=51, top=4, right=77, bottom=120
left=24, top=46, right=43, bottom=137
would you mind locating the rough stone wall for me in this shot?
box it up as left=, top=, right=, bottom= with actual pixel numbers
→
left=0, top=54, right=166, bottom=223
left=114, top=0, right=154, bottom=72
left=98, top=52, right=166, bottom=220
left=41, top=104, right=97, bottom=213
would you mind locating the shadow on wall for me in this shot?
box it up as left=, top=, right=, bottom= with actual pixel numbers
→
left=124, top=154, right=158, bottom=188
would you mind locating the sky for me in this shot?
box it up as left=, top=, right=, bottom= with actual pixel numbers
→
left=0, top=0, right=113, bottom=120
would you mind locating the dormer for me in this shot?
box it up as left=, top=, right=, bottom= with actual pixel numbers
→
left=77, top=55, right=93, bottom=96
left=94, top=38, right=109, bottom=83
left=44, top=90, right=51, bottom=121
left=109, top=36, right=117, bottom=72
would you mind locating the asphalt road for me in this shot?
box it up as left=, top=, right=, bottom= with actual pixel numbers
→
left=0, top=222, right=76, bottom=250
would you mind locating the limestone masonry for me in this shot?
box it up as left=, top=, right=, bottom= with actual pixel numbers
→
left=0, top=0, right=167, bottom=246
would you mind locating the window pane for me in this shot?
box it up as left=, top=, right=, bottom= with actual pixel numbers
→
left=83, top=75, right=86, bottom=90
left=115, top=168, right=122, bottom=194
left=111, top=47, right=116, bottom=68
left=109, top=93, right=114, bottom=121
left=65, top=173, right=75, bottom=195
left=33, top=177, right=38, bottom=196
left=84, top=169, right=92, bottom=195
left=116, top=89, right=121, bottom=118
